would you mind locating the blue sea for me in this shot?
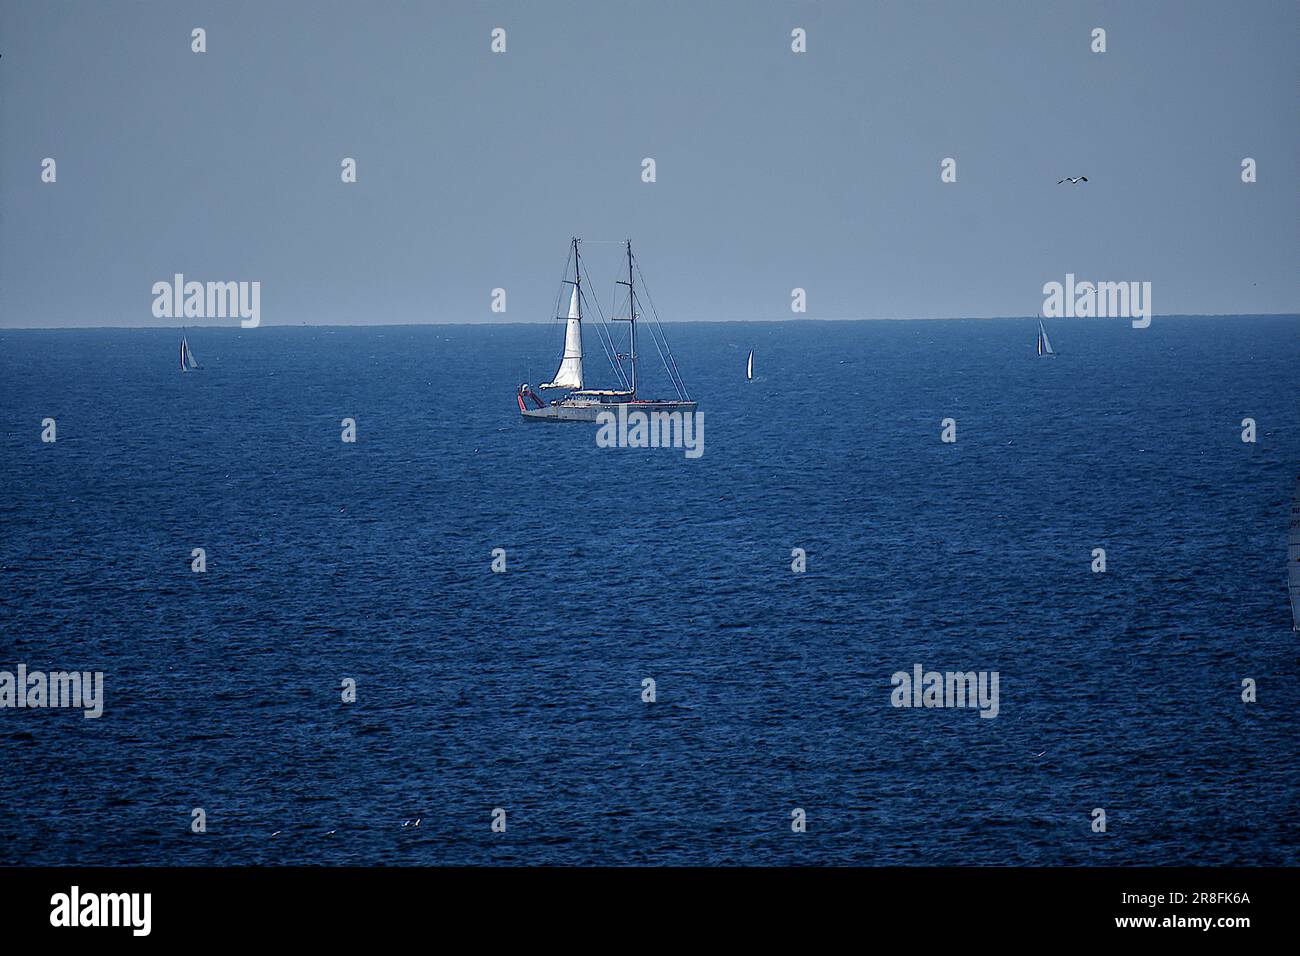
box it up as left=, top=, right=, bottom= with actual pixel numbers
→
left=1, top=316, right=1297, bottom=866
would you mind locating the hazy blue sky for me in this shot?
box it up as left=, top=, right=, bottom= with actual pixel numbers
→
left=2, top=0, right=1296, bottom=326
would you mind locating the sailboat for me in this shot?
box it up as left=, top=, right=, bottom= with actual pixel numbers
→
left=179, top=331, right=200, bottom=372
left=1035, top=317, right=1056, bottom=357
left=517, top=239, right=695, bottom=421
left=746, top=349, right=754, bottom=381
left=1289, top=472, right=1300, bottom=631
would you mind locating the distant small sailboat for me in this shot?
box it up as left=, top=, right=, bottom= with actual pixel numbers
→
left=1289, top=472, right=1300, bottom=631
left=746, top=349, right=754, bottom=381
left=1035, top=318, right=1056, bottom=357
left=179, top=332, right=200, bottom=372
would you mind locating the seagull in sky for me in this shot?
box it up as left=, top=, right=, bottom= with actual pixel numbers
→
left=1057, top=176, right=1088, bottom=184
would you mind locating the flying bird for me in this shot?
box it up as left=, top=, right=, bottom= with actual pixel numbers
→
left=1057, top=176, right=1088, bottom=184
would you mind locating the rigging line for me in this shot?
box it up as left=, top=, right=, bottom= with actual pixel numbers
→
left=615, top=279, right=643, bottom=390
left=577, top=274, right=623, bottom=387
left=632, top=258, right=671, bottom=346
left=607, top=280, right=633, bottom=385
left=580, top=283, right=629, bottom=389
left=646, top=317, right=689, bottom=401
left=633, top=257, right=691, bottom=400
left=640, top=268, right=690, bottom=400
left=605, top=326, right=631, bottom=389
left=658, top=326, right=689, bottom=401
left=592, top=298, right=627, bottom=388
left=577, top=280, right=611, bottom=374
left=633, top=258, right=676, bottom=364
left=595, top=272, right=633, bottom=388
left=619, top=280, right=638, bottom=384
left=645, top=318, right=683, bottom=400
left=544, top=242, right=574, bottom=368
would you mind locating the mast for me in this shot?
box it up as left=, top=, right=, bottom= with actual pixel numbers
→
left=627, top=240, right=637, bottom=397
left=572, top=237, right=582, bottom=322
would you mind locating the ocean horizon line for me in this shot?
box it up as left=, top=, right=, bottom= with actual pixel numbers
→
left=3, top=312, right=1298, bottom=331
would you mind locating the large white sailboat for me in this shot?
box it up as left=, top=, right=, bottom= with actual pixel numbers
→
left=517, top=238, right=695, bottom=421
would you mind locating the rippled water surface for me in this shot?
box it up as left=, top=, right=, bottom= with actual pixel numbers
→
left=1, top=316, right=1297, bottom=865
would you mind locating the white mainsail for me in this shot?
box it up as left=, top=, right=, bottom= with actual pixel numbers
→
left=180, top=336, right=200, bottom=371
left=1037, top=319, right=1055, bottom=356
left=541, top=287, right=583, bottom=389
left=747, top=349, right=754, bottom=380
left=1289, top=473, right=1300, bottom=631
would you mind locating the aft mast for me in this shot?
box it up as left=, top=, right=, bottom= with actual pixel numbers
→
left=618, top=240, right=638, bottom=399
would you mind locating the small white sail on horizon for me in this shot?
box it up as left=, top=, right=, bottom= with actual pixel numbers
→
left=540, top=287, right=583, bottom=389
left=1036, top=319, right=1055, bottom=357
left=1289, top=472, right=1300, bottom=631
left=746, top=349, right=754, bottom=381
left=180, top=335, right=200, bottom=371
